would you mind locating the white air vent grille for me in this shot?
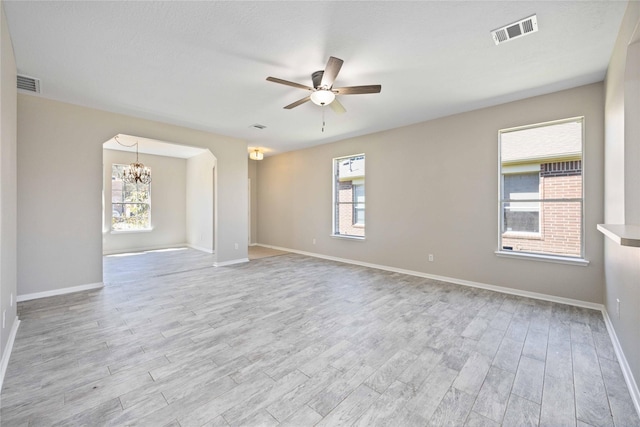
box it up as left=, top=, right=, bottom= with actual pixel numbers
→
left=17, top=75, right=41, bottom=93
left=491, top=15, right=538, bottom=45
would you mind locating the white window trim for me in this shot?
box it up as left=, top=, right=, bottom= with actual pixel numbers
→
left=110, top=228, right=153, bottom=235
left=497, top=116, right=587, bottom=262
left=495, top=250, right=589, bottom=266
left=330, top=234, right=365, bottom=241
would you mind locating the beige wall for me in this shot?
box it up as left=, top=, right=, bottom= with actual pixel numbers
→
left=102, top=149, right=187, bottom=254
left=603, top=0, right=640, bottom=405
left=187, top=151, right=215, bottom=252
left=257, top=82, right=604, bottom=303
left=0, top=0, right=17, bottom=367
left=17, top=94, right=248, bottom=296
left=248, top=158, right=258, bottom=244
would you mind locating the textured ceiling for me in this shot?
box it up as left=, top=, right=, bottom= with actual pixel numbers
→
left=4, top=1, right=627, bottom=156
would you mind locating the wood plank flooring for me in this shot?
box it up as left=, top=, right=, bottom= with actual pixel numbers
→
left=2, top=250, right=638, bottom=426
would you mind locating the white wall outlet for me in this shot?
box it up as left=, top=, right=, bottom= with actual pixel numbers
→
left=234, top=243, right=239, bottom=250
left=428, top=254, right=434, bottom=262
left=313, top=238, right=316, bottom=245
left=616, top=298, right=621, bottom=319
left=10, top=293, right=13, bottom=307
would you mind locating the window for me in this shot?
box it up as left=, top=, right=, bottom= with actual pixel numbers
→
left=112, top=164, right=151, bottom=231
left=499, top=118, right=583, bottom=259
left=333, top=154, right=365, bottom=238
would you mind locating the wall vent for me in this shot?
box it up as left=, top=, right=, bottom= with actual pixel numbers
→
left=491, top=15, right=538, bottom=45
left=17, top=74, right=41, bottom=93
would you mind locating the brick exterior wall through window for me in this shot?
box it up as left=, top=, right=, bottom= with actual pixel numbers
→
left=502, top=160, right=581, bottom=256
left=336, top=181, right=364, bottom=237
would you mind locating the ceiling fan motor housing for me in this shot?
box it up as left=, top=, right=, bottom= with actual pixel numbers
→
left=312, top=70, right=325, bottom=89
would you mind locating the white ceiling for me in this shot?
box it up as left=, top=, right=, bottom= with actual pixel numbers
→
left=4, top=1, right=627, bottom=156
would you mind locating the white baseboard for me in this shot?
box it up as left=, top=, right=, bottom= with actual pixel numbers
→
left=0, top=318, right=20, bottom=392
left=103, top=243, right=189, bottom=256
left=603, top=309, right=640, bottom=417
left=257, top=244, right=603, bottom=310
left=214, top=258, right=249, bottom=267
left=17, top=282, right=104, bottom=302
left=187, top=244, right=214, bottom=254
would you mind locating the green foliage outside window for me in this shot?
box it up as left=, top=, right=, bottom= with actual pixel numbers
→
left=112, top=164, right=151, bottom=230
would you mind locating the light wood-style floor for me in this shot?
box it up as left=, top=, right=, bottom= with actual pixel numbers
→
left=2, top=249, right=638, bottom=426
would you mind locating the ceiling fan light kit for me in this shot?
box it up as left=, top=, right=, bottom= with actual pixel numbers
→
left=310, top=89, right=335, bottom=106
left=266, top=56, right=381, bottom=113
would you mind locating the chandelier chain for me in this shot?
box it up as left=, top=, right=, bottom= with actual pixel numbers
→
left=113, top=135, right=151, bottom=184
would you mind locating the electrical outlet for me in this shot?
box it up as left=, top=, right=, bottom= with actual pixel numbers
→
left=313, top=238, right=316, bottom=245
left=10, top=293, right=13, bottom=307
left=616, top=298, right=621, bottom=319
left=234, top=243, right=239, bottom=250
left=428, top=254, right=434, bottom=262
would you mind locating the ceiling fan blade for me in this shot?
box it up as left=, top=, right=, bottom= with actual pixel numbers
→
left=333, top=85, right=382, bottom=95
left=266, top=77, right=313, bottom=91
left=330, top=99, right=346, bottom=114
left=320, top=56, right=343, bottom=88
left=284, top=96, right=311, bottom=109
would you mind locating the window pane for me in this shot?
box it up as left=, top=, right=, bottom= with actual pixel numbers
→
left=501, top=200, right=582, bottom=257
left=111, top=163, right=151, bottom=231
left=501, top=120, right=582, bottom=163
left=123, top=182, right=150, bottom=203
left=352, top=184, right=365, bottom=225
left=503, top=173, right=539, bottom=200
left=503, top=201, right=540, bottom=233
left=112, top=203, right=150, bottom=231
left=334, top=155, right=365, bottom=237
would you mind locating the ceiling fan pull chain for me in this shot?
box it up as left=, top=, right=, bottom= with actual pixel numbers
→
left=322, top=107, right=326, bottom=132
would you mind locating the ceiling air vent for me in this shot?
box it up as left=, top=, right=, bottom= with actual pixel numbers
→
left=17, top=74, right=41, bottom=93
left=491, top=15, right=538, bottom=45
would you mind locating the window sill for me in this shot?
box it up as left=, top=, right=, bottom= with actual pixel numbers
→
left=502, top=232, right=542, bottom=240
left=330, top=234, right=365, bottom=241
left=495, top=250, right=589, bottom=266
left=110, top=228, right=153, bottom=234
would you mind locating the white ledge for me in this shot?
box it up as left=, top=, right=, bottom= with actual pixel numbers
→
left=597, top=224, right=640, bottom=247
left=495, top=250, right=589, bottom=266
left=330, top=234, right=365, bottom=241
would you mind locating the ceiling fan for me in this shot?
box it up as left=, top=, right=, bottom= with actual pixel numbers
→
left=266, top=56, right=381, bottom=114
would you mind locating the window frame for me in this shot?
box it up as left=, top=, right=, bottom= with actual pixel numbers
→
left=497, top=117, right=587, bottom=264
left=332, top=153, right=365, bottom=240
left=111, top=163, right=152, bottom=232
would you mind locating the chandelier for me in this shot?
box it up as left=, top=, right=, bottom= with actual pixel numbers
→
left=115, top=136, right=151, bottom=184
